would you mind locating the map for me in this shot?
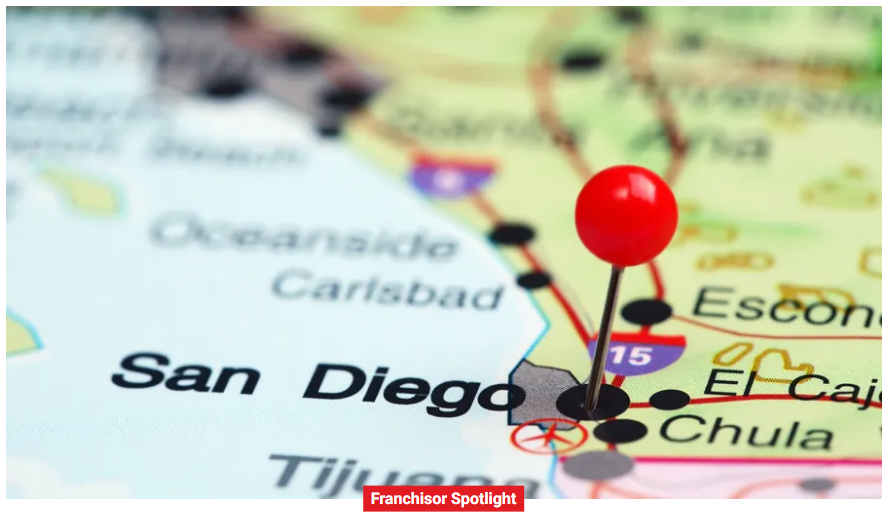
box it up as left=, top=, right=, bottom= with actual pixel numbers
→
left=6, top=6, right=882, bottom=499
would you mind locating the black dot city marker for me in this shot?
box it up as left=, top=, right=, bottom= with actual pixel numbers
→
left=282, top=42, right=327, bottom=67
left=593, top=419, right=648, bottom=444
left=561, top=50, right=606, bottom=73
left=201, top=75, right=251, bottom=99
left=680, top=33, right=703, bottom=51
left=157, top=49, right=172, bottom=66
left=620, top=299, right=672, bottom=326
left=316, top=121, right=342, bottom=139
left=613, top=7, right=646, bottom=25
left=126, top=7, right=161, bottom=22
left=316, top=110, right=347, bottom=139
left=516, top=272, right=552, bottom=290
left=320, top=86, right=374, bottom=112
left=212, top=6, right=249, bottom=21
left=489, top=223, right=535, bottom=246
left=649, top=389, right=690, bottom=411
left=621, top=298, right=673, bottom=326
left=556, top=384, right=630, bottom=421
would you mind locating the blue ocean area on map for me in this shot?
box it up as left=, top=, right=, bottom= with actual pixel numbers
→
left=6, top=11, right=553, bottom=498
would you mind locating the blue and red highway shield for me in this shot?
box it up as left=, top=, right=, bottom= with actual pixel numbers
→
left=409, top=153, right=496, bottom=198
left=588, top=332, right=687, bottom=377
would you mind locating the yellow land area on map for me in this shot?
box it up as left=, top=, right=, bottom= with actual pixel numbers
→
left=41, top=169, right=123, bottom=217
left=258, top=6, right=882, bottom=460
left=7, top=313, right=42, bottom=356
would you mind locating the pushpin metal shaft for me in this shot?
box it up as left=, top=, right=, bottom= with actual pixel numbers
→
left=584, top=265, right=624, bottom=412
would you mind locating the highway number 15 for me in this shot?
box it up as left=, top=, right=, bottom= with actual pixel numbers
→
left=609, top=346, right=653, bottom=366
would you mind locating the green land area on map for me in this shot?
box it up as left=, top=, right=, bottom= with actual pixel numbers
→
left=259, top=5, right=882, bottom=460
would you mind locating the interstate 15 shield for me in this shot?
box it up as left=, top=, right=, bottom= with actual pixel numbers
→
left=410, top=153, right=496, bottom=199
left=588, top=332, right=687, bottom=377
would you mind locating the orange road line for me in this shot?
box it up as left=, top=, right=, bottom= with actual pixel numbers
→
left=672, top=315, right=882, bottom=341
left=625, top=31, right=689, bottom=188
left=527, top=7, right=595, bottom=183
left=470, top=193, right=502, bottom=223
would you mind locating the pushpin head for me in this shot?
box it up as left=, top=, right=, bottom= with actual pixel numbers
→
left=575, top=165, right=678, bottom=268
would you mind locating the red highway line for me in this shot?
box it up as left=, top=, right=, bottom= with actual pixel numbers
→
left=528, top=8, right=594, bottom=183
left=647, top=260, right=666, bottom=299
left=630, top=393, right=882, bottom=410
left=546, top=276, right=594, bottom=344
left=471, top=194, right=593, bottom=345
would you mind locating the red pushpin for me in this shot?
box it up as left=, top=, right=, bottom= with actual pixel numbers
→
left=575, top=165, right=678, bottom=412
